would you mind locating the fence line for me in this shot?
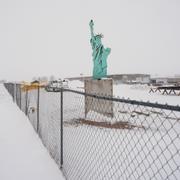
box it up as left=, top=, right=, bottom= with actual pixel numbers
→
left=4, top=83, right=180, bottom=180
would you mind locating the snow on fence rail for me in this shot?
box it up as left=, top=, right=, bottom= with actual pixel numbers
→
left=4, top=82, right=180, bottom=180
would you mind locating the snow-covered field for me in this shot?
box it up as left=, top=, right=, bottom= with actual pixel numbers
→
left=4, top=81, right=180, bottom=180
left=62, top=90, right=180, bottom=180
left=0, top=84, right=64, bottom=180
left=114, top=84, right=180, bottom=106
left=63, top=80, right=180, bottom=179
left=69, top=80, right=180, bottom=106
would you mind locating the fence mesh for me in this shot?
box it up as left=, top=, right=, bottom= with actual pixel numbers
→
left=38, top=88, right=61, bottom=165
left=16, top=84, right=21, bottom=109
left=3, top=83, right=180, bottom=180
left=4, top=83, right=15, bottom=100
left=21, top=89, right=27, bottom=114
left=63, top=90, right=180, bottom=180
left=27, top=89, right=38, bottom=131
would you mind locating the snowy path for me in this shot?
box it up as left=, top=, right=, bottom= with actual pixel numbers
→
left=0, top=84, right=65, bottom=180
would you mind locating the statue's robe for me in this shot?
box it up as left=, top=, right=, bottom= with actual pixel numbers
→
left=90, top=38, right=111, bottom=79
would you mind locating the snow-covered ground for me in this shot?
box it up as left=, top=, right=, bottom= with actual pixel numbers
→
left=113, top=84, right=180, bottom=106
left=3, top=81, right=179, bottom=180
left=63, top=80, right=180, bottom=179
left=62, top=89, right=180, bottom=179
left=0, top=84, right=65, bottom=180
left=68, top=80, right=180, bottom=106
left=68, top=80, right=84, bottom=90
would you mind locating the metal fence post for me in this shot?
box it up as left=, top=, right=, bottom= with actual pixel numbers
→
left=37, top=86, right=40, bottom=133
left=25, top=89, right=28, bottom=116
left=13, top=84, right=15, bottom=102
left=16, top=84, right=18, bottom=105
left=14, top=83, right=16, bottom=103
left=60, top=88, right=63, bottom=169
left=19, top=84, right=22, bottom=109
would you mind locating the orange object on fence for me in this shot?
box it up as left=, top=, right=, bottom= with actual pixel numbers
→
left=21, top=82, right=46, bottom=92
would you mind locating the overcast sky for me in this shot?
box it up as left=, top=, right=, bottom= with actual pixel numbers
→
left=0, top=0, right=179, bottom=81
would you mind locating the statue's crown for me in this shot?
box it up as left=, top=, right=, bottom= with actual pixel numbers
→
left=96, top=34, right=104, bottom=38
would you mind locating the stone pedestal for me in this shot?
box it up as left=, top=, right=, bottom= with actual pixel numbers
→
left=85, top=78, right=113, bottom=117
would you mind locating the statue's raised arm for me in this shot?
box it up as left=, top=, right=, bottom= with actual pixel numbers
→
left=89, top=20, right=95, bottom=39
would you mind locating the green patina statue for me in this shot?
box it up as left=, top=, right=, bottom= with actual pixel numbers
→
left=89, top=20, right=111, bottom=80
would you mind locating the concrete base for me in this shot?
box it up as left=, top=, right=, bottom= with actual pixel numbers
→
left=85, top=78, right=113, bottom=117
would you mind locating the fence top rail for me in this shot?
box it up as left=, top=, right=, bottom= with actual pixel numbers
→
left=63, top=88, right=180, bottom=112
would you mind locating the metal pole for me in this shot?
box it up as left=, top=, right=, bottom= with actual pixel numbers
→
left=37, top=86, right=40, bottom=133
left=13, top=84, right=15, bottom=102
left=16, top=84, right=18, bottom=105
left=60, top=88, right=63, bottom=169
left=20, top=84, right=22, bottom=109
left=25, top=89, right=28, bottom=116
left=14, top=83, right=16, bottom=103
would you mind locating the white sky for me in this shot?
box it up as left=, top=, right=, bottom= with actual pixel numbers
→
left=0, top=0, right=180, bottom=81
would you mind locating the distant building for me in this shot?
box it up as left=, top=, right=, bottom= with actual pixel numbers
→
left=67, top=74, right=151, bottom=84
left=108, top=74, right=151, bottom=84
left=136, top=76, right=150, bottom=84
left=150, top=77, right=180, bottom=86
left=151, top=78, right=168, bottom=85
left=167, top=77, right=180, bottom=85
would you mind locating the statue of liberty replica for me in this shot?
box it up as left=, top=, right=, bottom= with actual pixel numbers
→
left=89, top=20, right=111, bottom=80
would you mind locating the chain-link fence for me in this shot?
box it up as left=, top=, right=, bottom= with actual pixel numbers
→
left=38, top=88, right=61, bottom=165
left=4, top=83, right=180, bottom=180
left=4, top=83, right=15, bottom=101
